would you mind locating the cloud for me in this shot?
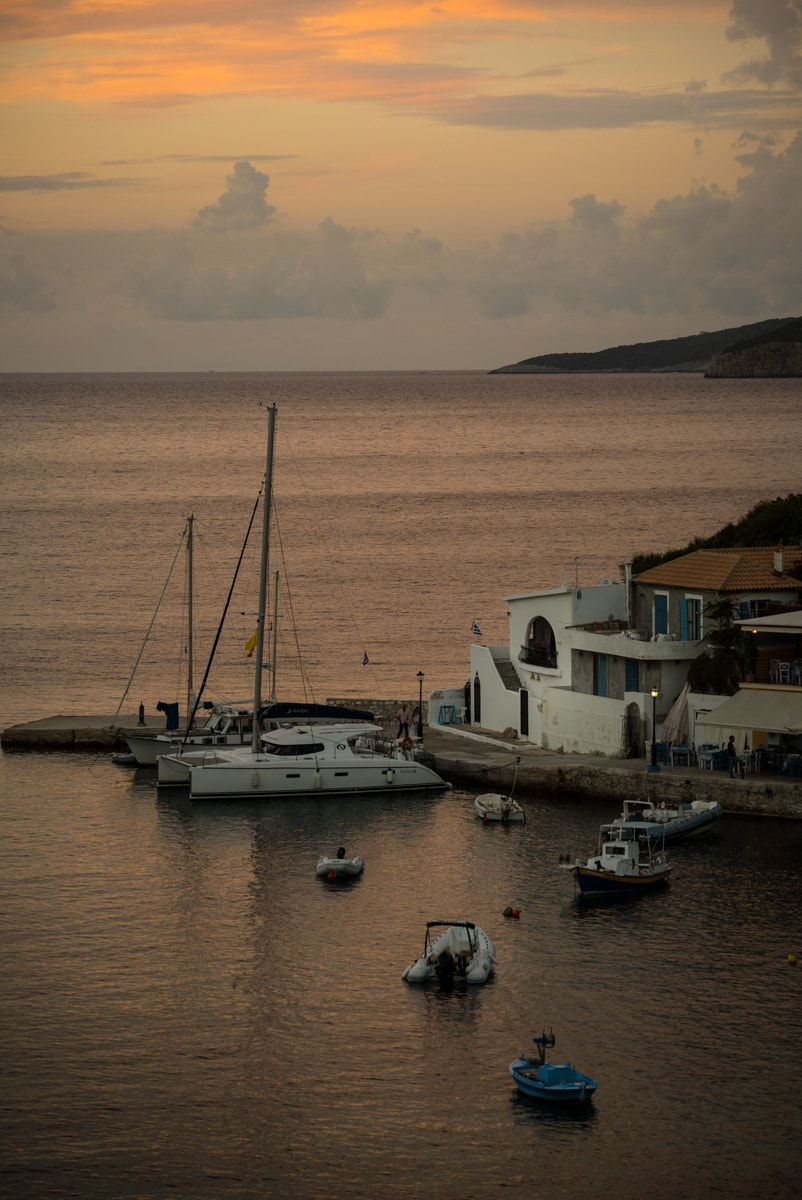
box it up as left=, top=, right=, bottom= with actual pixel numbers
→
left=0, top=251, right=56, bottom=312
left=1, top=131, right=800, bottom=354
left=466, top=130, right=802, bottom=321
left=193, top=161, right=277, bottom=232
left=122, top=215, right=392, bottom=319
left=725, top=0, right=802, bottom=89
left=421, top=85, right=800, bottom=132
left=0, top=173, right=140, bottom=192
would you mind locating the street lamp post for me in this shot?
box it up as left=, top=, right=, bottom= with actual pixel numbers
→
left=417, top=670, right=425, bottom=746
left=649, top=686, right=660, bottom=772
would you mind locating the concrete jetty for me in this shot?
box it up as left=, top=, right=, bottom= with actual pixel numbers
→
left=2, top=712, right=800, bottom=819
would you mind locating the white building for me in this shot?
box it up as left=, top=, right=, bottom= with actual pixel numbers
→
left=451, top=547, right=801, bottom=758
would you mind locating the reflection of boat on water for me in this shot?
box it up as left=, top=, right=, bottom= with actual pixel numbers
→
left=611, top=796, right=723, bottom=842
left=561, top=821, right=671, bottom=897
left=401, top=921, right=496, bottom=986
left=509, top=1031, right=597, bottom=1105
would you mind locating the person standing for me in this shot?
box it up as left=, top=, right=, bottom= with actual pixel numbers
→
left=397, top=704, right=410, bottom=738
left=727, top=735, right=738, bottom=777
left=410, top=706, right=422, bottom=739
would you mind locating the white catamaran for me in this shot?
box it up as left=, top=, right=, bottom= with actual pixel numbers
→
left=167, top=406, right=449, bottom=802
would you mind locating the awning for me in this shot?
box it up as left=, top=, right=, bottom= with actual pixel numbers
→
left=737, top=610, right=802, bottom=635
left=696, top=688, right=802, bottom=735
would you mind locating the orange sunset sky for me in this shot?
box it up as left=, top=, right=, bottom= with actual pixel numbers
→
left=1, top=0, right=800, bottom=369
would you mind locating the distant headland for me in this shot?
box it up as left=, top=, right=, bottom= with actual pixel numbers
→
left=490, top=315, right=802, bottom=376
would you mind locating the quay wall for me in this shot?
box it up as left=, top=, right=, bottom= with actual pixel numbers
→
left=430, top=751, right=802, bottom=820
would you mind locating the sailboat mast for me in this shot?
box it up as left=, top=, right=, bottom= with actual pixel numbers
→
left=186, top=513, right=194, bottom=729
left=252, top=405, right=277, bottom=721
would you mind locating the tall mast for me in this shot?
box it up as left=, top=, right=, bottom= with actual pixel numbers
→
left=252, top=406, right=277, bottom=722
left=186, top=513, right=194, bottom=729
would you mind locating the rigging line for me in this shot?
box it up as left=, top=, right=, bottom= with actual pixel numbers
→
left=110, top=523, right=187, bottom=727
left=271, top=499, right=313, bottom=704
left=277, top=431, right=385, bottom=692
left=181, top=483, right=263, bottom=750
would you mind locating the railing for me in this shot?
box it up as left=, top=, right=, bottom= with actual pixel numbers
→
left=518, top=645, right=557, bottom=668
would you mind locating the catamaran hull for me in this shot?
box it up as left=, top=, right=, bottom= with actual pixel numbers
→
left=189, top=760, right=446, bottom=800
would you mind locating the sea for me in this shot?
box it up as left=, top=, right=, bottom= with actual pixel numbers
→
left=1, top=371, right=801, bottom=1199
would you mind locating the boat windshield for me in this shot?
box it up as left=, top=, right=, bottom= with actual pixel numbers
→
left=262, top=740, right=326, bottom=756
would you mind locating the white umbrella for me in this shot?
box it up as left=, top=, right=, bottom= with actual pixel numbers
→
left=661, top=682, right=690, bottom=744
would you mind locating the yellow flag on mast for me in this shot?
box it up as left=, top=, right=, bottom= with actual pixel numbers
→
left=245, top=629, right=259, bottom=658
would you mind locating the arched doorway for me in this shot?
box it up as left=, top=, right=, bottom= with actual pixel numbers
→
left=519, top=617, right=557, bottom=668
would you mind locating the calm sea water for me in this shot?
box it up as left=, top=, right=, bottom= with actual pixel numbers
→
left=2, top=373, right=802, bottom=1199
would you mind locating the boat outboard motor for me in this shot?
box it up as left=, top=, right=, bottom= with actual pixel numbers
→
left=435, top=948, right=456, bottom=989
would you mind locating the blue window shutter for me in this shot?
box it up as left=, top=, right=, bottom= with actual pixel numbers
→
left=625, top=659, right=639, bottom=692
left=596, top=654, right=607, bottom=696
left=654, top=594, right=668, bottom=635
left=680, top=600, right=689, bottom=641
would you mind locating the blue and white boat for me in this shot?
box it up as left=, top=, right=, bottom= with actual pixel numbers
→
left=611, top=796, right=722, bottom=842
left=561, top=821, right=671, bottom=896
left=509, top=1032, right=597, bottom=1105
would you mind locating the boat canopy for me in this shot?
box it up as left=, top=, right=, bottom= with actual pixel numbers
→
left=258, top=701, right=376, bottom=723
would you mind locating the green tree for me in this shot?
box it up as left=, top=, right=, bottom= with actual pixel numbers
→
left=686, top=594, right=745, bottom=696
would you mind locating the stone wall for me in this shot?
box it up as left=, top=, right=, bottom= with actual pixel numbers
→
left=328, top=697, right=425, bottom=731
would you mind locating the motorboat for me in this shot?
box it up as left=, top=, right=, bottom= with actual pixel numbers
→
left=474, top=792, right=525, bottom=823
left=475, top=753, right=524, bottom=822
left=315, top=848, right=364, bottom=878
left=127, top=701, right=254, bottom=767
left=401, top=921, right=496, bottom=985
left=509, top=1031, right=597, bottom=1105
left=561, top=821, right=671, bottom=896
left=611, top=796, right=723, bottom=842
left=184, top=723, right=449, bottom=800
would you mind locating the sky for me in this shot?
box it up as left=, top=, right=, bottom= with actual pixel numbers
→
left=1, top=0, right=801, bottom=370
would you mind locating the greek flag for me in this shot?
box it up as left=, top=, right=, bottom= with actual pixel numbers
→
left=471, top=620, right=483, bottom=636
left=362, top=651, right=370, bottom=666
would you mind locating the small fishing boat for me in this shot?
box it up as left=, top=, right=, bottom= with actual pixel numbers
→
left=561, top=821, right=671, bottom=896
left=611, top=796, right=722, bottom=842
left=509, top=1031, right=597, bottom=1105
left=401, top=920, right=496, bottom=985
left=474, top=793, right=525, bottom=823
left=315, top=848, right=364, bottom=878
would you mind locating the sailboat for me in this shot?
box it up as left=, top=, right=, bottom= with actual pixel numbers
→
left=120, top=514, right=258, bottom=766
left=169, top=406, right=449, bottom=802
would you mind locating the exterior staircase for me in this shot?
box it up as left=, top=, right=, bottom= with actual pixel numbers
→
left=495, top=658, right=522, bottom=692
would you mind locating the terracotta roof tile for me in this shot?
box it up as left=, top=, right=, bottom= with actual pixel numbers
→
left=634, top=546, right=801, bottom=591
